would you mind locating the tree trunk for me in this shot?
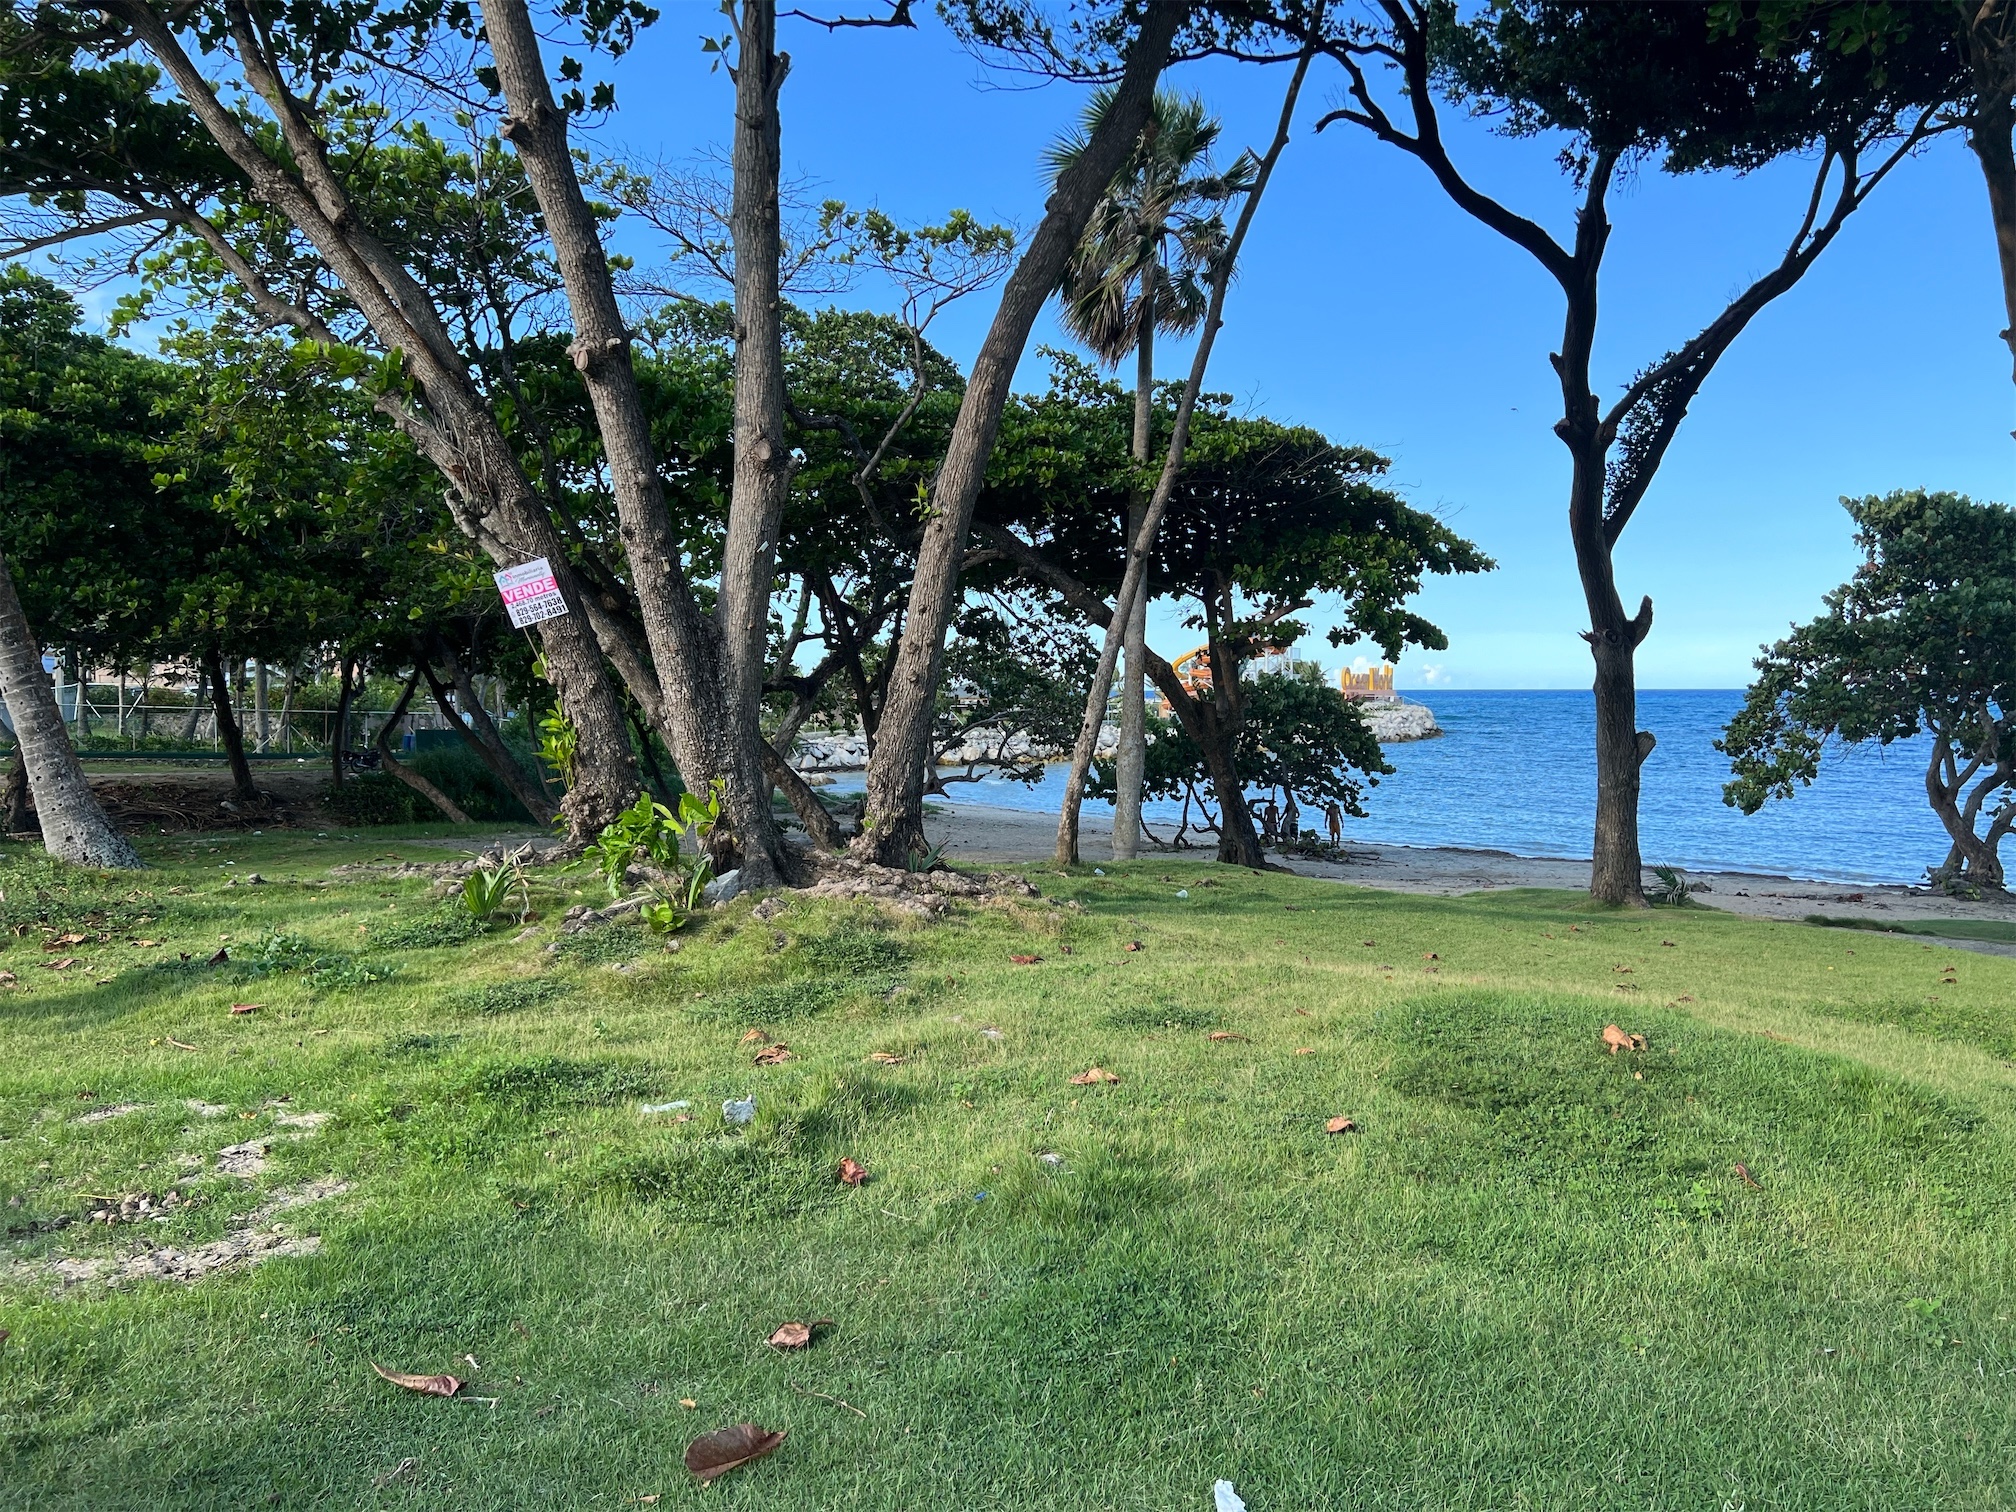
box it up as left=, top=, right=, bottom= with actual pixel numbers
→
left=376, top=672, right=473, bottom=824
left=1968, top=14, right=2016, bottom=400
left=1112, top=298, right=1155, bottom=863
left=253, top=660, right=270, bottom=751
left=4, top=742, right=30, bottom=833
left=112, top=0, right=637, bottom=843
left=859, top=2, right=1188, bottom=865
left=202, top=646, right=259, bottom=802
left=181, top=670, right=205, bottom=743
left=423, top=638, right=557, bottom=825
left=277, top=662, right=297, bottom=753
left=331, top=655, right=355, bottom=790
left=0, top=550, right=142, bottom=868
left=1053, top=54, right=1311, bottom=865
left=481, top=0, right=783, bottom=881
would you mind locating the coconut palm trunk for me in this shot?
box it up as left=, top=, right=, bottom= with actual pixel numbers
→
left=0, top=549, right=142, bottom=868
left=1111, top=274, right=1155, bottom=861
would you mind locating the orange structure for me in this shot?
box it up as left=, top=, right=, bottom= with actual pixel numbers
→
left=1338, top=664, right=1396, bottom=701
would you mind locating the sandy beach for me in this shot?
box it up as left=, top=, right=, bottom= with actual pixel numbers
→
left=923, top=798, right=2016, bottom=951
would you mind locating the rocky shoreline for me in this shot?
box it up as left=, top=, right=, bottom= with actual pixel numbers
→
left=790, top=698, right=1441, bottom=774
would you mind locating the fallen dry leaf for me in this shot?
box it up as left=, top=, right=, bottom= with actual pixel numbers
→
left=684, top=1424, right=786, bottom=1483
left=166, top=1036, right=198, bottom=1051
left=1009, top=953, right=1043, bottom=965
left=635, top=1497, right=660, bottom=1506
left=1601, top=1024, right=1647, bottom=1054
left=837, top=1157, right=868, bottom=1187
left=44, top=933, right=86, bottom=950
left=131, top=939, right=160, bottom=948
left=678, top=1398, right=698, bottom=1410
left=0, top=971, right=15, bottom=986
left=1661, top=940, right=1676, bottom=947
left=229, top=1003, right=262, bottom=1016
left=766, top=1320, right=833, bottom=1350
left=1294, top=1047, right=1316, bottom=1056
left=1734, top=1162, right=1763, bottom=1190
left=1325, top=1115, right=1358, bottom=1134
left=371, top=1363, right=462, bottom=1398
left=1206, top=1031, right=1249, bottom=1042
left=207, top=947, right=229, bottom=966
left=1422, top=952, right=1439, bottom=961
left=1067, top=1066, right=1120, bottom=1085
left=1675, top=993, right=1696, bottom=1003
left=740, top=1029, right=771, bottom=1044
left=867, top=1051, right=906, bottom=1066
left=1293, top=1007, right=1311, bottom=1017
left=753, top=1044, right=794, bottom=1067
left=1613, top=965, right=1634, bottom=974
left=43, top=958, right=77, bottom=971
left=1123, top=941, right=1143, bottom=952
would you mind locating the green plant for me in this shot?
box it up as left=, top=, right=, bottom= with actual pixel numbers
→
left=905, top=838, right=950, bottom=873
left=580, top=783, right=723, bottom=901
left=537, top=707, right=578, bottom=790
left=1648, top=865, right=1697, bottom=907
left=461, top=861, right=529, bottom=924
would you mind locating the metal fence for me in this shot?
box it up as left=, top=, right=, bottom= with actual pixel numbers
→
left=2, top=699, right=462, bottom=755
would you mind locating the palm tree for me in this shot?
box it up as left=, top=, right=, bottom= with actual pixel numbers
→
left=1048, top=89, right=1250, bottom=861
left=0, top=548, right=142, bottom=868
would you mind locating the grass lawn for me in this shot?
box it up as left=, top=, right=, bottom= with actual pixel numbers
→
left=3, top=830, right=2014, bottom=1509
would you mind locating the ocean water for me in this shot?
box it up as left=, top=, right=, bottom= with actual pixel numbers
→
left=933, top=689, right=1953, bottom=886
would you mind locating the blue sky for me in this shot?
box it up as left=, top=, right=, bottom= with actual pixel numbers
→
left=585, top=5, right=2013, bottom=692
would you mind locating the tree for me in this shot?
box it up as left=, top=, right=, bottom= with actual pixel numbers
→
left=1232, top=0, right=1952, bottom=903
left=980, top=363, right=1487, bottom=866
left=0, top=271, right=146, bottom=867
left=853, top=1, right=1189, bottom=865
left=4, top=4, right=645, bottom=842
left=1720, top=490, right=2016, bottom=893
left=1050, top=85, right=1245, bottom=861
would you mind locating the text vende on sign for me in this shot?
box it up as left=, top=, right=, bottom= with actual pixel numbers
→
left=493, top=558, right=569, bottom=628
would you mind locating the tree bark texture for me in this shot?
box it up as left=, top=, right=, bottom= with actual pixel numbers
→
left=857, top=1, right=1189, bottom=866
left=109, top=0, right=637, bottom=841
left=2, top=743, right=27, bottom=834
left=202, top=645, right=259, bottom=803
left=1111, top=299, right=1155, bottom=862
left=376, top=672, right=473, bottom=824
left=421, top=645, right=557, bottom=826
left=1968, top=4, right=2016, bottom=399
left=0, top=549, right=142, bottom=868
left=481, top=0, right=788, bottom=880
left=1054, top=49, right=1309, bottom=866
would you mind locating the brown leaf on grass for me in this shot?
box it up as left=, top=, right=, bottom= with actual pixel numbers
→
left=1294, top=1047, right=1316, bottom=1056
left=1613, top=965, right=1634, bottom=974
left=1422, top=952, right=1439, bottom=961
left=867, top=1051, right=905, bottom=1066
left=1734, top=1162, right=1763, bottom=1190
left=684, top=1424, right=786, bottom=1482
left=1675, top=993, right=1696, bottom=1003
left=1206, top=1031, right=1248, bottom=1042
left=371, top=1363, right=463, bottom=1398
left=0, top=971, right=15, bottom=986
left=1602, top=1024, right=1647, bottom=1054
left=44, top=933, right=86, bottom=950
left=1293, top=1007, right=1311, bottom=1017
left=678, top=1398, right=698, bottom=1409
left=229, top=1003, right=262, bottom=1016
left=1068, top=1067, right=1120, bottom=1085
left=753, top=1044, right=794, bottom=1066
left=1325, top=1115, right=1358, bottom=1134
left=1123, top=941, right=1143, bottom=953
left=43, top=958, right=77, bottom=971
left=207, top=947, right=229, bottom=966
left=837, top=1157, right=868, bottom=1187
left=1009, top=954, right=1043, bottom=965
left=766, top=1320, right=834, bottom=1350
left=1661, top=940, right=1676, bottom=947
left=131, top=939, right=159, bottom=948
left=165, top=1036, right=198, bottom=1051
left=740, top=1029, right=771, bottom=1044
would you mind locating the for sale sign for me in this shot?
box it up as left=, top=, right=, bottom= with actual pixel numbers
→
left=494, top=558, right=569, bottom=628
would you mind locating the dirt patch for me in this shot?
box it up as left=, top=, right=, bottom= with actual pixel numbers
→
left=793, top=852, right=1041, bottom=916
left=19, top=1179, right=349, bottom=1288
left=72, top=1101, right=150, bottom=1125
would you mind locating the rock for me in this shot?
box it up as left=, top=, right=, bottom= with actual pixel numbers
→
left=1361, top=699, right=1440, bottom=743
left=701, top=869, right=744, bottom=906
